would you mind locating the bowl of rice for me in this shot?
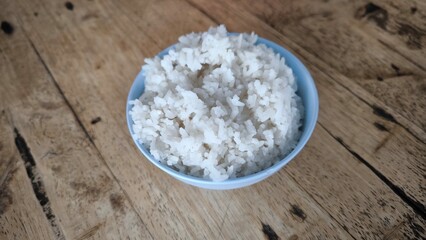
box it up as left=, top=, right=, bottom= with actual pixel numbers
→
left=127, top=25, right=318, bottom=190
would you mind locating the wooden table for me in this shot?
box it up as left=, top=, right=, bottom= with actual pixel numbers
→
left=1, top=0, right=425, bottom=239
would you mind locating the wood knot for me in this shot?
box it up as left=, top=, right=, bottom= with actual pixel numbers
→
left=290, top=204, right=307, bottom=222
left=261, top=222, right=279, bottom=240
left=355, top=2, right=388, bottom=30
left=1, top=21, right=14, bottom=35
left=65, top=1, right=74, bottom=11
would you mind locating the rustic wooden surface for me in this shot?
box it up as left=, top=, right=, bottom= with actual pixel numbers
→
left=0, top=0, right=425, bottom=239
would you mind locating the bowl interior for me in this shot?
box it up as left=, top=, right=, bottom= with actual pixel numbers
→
left=126, top=36, right=319, bottom=188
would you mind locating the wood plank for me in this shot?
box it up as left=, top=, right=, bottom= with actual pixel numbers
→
left=13, top=1, right=221, bottom=238
left=184, top=0, right=426, bottom=209
left=0, top=111, right=56, bottom=240
left=313, top=66, right=426, bottom=209
left=7, top=0, right=425, bottom=238
left=0, top=165, right=57, bottom=240
left=232, top=0, right=426, bottom=69
left=285, top=127, right=426, bottom=239
left=0, top=2, right=152, bottom=239
left=9, top=0, right=355, bottom=239
left=233, top=0, right=426, bottom=137
left=358, top=0, right=426, bottom=70
left=233, top=0, right=426, bottom=211
left=183, top=1, right=426, bottom=238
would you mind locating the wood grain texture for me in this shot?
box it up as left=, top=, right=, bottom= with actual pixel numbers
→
left=0, top=2, right=152, bottom=239
left=0, top=0, right=425, bottom=239
left=235, top=0, right=426, bottom=213
left=233, top=0, right=426, bottom=138
left=186, top=0, right=426, bottom=210
left=0, top=112, right=57, bottom=240
left=6, top=0, right=354, bottom=238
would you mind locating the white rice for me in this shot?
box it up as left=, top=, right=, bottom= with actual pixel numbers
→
left=129, top=25, right=303, bottom=181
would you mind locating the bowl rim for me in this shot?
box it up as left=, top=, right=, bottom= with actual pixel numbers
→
left=126, top=34, right=319, bottom=187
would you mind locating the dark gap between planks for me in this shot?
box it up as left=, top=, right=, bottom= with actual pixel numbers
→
left=14, top=128, right=66, bottom=239
left=319, top=123, right=426, bottom=220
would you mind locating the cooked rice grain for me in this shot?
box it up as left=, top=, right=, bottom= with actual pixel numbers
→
left=130, top=25, right=303, bottom=181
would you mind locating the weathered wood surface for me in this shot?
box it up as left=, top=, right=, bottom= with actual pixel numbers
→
left=0, top=0, right=425, bottom=239
left=227, top=0, right=426, bottom=210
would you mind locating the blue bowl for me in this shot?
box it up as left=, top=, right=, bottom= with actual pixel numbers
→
left=126, top=35, right=319, bottom=190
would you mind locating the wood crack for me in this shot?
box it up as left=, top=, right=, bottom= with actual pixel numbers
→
left=319, top=122, right=426, bottom=220
left=14, top=128, right=66, bottom=240
left=75, top=221, right=104, bottom=240
left=320, top=65, right=425, bottom=144
left=27, top=38, right=96, bottom=146
left=373, top=131, right=394, bottom=153
left=377, top=39, right=426, bottom=72
left=382, top=220, right=405, bottom=240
